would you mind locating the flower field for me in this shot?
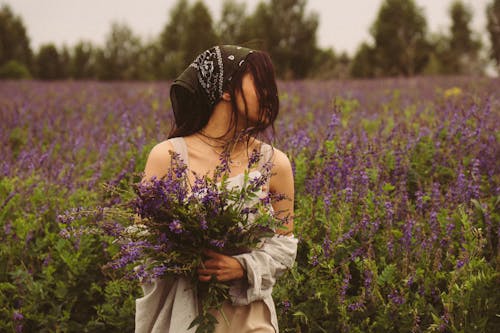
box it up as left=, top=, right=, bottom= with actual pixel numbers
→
left=1, top=76, right=499, bottom=332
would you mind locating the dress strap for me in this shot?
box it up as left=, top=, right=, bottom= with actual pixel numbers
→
left=257, top=142, right=273, bottom=171
left=257, top=143, right=274, bottom=191
left=168, top=137, right=189, bottom=167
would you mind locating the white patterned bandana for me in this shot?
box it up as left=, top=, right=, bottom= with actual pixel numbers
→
left=171, top=45, right=255, bottom=109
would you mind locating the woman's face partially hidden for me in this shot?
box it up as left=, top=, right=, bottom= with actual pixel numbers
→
left=235, top=72, right=268, bottom=127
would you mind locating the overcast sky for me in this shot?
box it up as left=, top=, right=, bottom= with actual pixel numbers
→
left=1, top=0, right=491, bottom=56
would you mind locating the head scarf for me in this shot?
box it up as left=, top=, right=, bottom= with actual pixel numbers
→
left=170, top=45, right=255, bottom=125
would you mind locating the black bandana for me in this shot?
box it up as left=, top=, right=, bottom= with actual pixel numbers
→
left=170, top=45, right=255, bottom=124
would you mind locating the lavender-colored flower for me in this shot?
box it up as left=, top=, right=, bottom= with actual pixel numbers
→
left=13, top=311, right=23, bottom=321
left=200, top=219, right=208, bottom=230
left=347, top=300, right=364, bottom=311
left=247, top=149, right=262, bottom=168
left=322, top=237, right=333, bottom=258
left=281, top=300, right=291, bottom=312
left=402, top=218, right=415, bottom=250
left=339, top=273, right=351, bottom=303
left=343, top=187, right=353, bottom=202
left=169, top=220, right=183, bottom=234
left=364, top=269, right=373, bottom=297
left=388, top=289, right=405, bottom=305
left=4, top=221, right=12, bottom=235
left=210, top=239, right=225, bottom=248
left=311, top=255, right=319, bottom=267
left=456, top=257, right=468, bottom=269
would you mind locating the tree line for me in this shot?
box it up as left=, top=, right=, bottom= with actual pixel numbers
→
left=1, top=0, right=500, bottom=80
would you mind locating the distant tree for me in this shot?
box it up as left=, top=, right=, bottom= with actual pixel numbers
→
left=308, top=48, right=338, bottom=79
left=486, top=0, right=500, bottom=71
left=370, top=0, right=431, bottom=76
left=156, top=0, right=189, bottom=79
left=71, top=40, right=97, bottom=79
left=350, top=42, right=377, bottom=78
left=448, top=1, right=482, bottom=73
left=96, top=22, right=142, bottom=80
left=182, top=1, right=218, bottom=64
left=218, top=0, right=247, bottom=45
left=156, top=0, right=217, bottom=79
left=241, top=0, right=319, bottom=78
left=35, top=43, right=63, bottom=80
left=135, top=39, right=159, bottom=81
left=58, top=44, right=72, bottom=79
left=424, top=32, right=455, bottom=75
left=0, top=5, right=32, bottom=75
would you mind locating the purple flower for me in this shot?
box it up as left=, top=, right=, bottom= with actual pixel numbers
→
left=347, top=300, right=364, bottom=311
left=281, top=300, right=291, bottom=312
left=322, top=237, right=333, bottom=258
left=247, top=149, right=262, bottom=167
left=388, top=289, right=405, bottom=305
left=200, top=219, right=208, bottom=230
left=169, top=220, right=183, bottom=234
left=311, top=255, right=319, bottom=267
left=152, top=265, right=168, bottom=279
left=210, top=239, right=225, bottom=248
left=4, top=221, right=12, bottom=235
left=13, top=311, right=23, bottom=321
left=456, top=257, right=468, bottom=269
left=339, top=273, right=351, bottom=303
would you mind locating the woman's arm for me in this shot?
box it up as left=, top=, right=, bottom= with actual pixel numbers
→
left=268, top=148, right=295, bottom=236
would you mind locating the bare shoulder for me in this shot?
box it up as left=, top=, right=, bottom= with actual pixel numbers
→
left=142, top=139, right=175, bottom=182
left=268, top=146, right=294, bottom=193
left=269, top=147, right=292, bottom=172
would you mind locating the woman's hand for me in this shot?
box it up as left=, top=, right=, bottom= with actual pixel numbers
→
left=198, top=249, right=245, bottom=282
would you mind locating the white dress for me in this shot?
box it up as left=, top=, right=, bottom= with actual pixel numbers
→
left=134, top=137, right=298, bottom=333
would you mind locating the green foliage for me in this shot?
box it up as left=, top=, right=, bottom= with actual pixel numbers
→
left=35, top=43, right=65, bottom=80
left=0, top=60, right=31, bottom=79
left=155, top=0, right=218, bottom=80
left=487, top=0, right=500, bottom=70
left=96, top=22, right=143, bottom=81
left=370, top=0, right=431, bottom=76
left=240, top=0, right=320, bottom=78
left=0, top=175, right=141, bottom=331
left=0, top=4, right=32, bottom=70
left=70, top=41, right=97, bottom=79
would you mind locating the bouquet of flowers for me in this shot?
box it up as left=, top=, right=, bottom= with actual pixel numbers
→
left=59, top=147, right=288, bottom=333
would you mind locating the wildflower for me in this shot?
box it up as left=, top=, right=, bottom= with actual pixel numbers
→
left=339, top=273, right=351, bottom=303
left=200, top=219, right=208, bottom=230
left=247, top=148, right=262, bottom=168
left=347, top=300, right=364, bottom=311
left=169, top=220, right=183, bottom=234
left=281, top=300, right=291, bottom=312
left=4, top=221, right=12, bottom=235
left=322, top=237, right=333, bottom=258
left=13, top=311, right=23, bottom=321
left=388, top=289, right=405, bottom=305
left=210, top=239, right=225, bottom=248
left=311, top=255, right=319, bottom=267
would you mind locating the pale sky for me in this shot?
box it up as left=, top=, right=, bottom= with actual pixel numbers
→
left=1, top=0, right=491, bottom=56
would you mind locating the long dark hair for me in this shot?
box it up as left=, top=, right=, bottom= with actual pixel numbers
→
left=167, top=50, right=279, bottom=153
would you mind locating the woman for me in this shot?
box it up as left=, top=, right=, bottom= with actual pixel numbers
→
left=135, top=45, right=298, bottom=333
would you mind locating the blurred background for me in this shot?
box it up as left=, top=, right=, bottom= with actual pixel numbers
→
left=0, top=0, right=499, bottom=80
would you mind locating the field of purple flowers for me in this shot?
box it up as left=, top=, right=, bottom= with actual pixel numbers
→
left=1, top=76, right=499, bottom=332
